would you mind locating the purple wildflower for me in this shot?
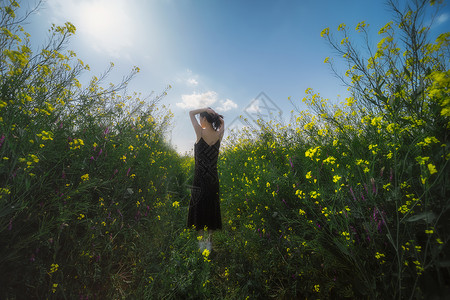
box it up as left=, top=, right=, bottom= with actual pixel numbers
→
left=135, top=210, right=141, bottom=221
left=349, top=186, right=356, bottom=201
left=96, top=148, right=103, bottom=159
left=373, top=207, right=378, bottom=222
left=0, top=135, right=5, bottom=148
left=371, top=179, right=377, bottom=195
left=377, top=220, right=383, bottom=233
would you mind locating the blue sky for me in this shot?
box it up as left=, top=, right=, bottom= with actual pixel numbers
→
left=23, top=0, right=449, bottom=154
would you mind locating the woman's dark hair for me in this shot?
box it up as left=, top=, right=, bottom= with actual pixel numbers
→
left=200, top=109, right=223, bottom=131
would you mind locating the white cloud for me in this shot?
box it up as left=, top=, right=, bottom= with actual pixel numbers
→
left=46, top=0, right=138, bottom=58
left=176, top=91, right=218, bottom=109
left=187, top=78, right=199, bottom=86
left=216, top=99, right=238, bottom=112
left=436, top=13, right=449, bottom=26
left=177, top=69, right=199, bottom=86
left=177, top=91, right=237, bottom=112
left=246, top=99, right=261, bottom=113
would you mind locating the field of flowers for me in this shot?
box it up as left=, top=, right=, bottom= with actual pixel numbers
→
left=1, top=0, right=449, bottom=299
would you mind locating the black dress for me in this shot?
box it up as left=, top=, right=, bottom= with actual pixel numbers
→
left=187, top=136, right=222, bottom=230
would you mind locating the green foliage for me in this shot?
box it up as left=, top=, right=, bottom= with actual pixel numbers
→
left=1, top=0, right=448, bottom=299
left=0, top=1, right=184, bottom=298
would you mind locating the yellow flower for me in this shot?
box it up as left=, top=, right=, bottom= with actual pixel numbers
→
left=332, top=174, right=342, bottom=183
left=49, top=263, right=59, bottom=274
left=320, top=27, right=329, bottom=37
left=417, top=136, right=439, bottom=147
left=398, top=205, right=408, bottom=214
left=295, top=190, right=305, bottom=199
left=340, top=37, right=349, bottom=44
left=427, top=163, right=437, bottom=175
left=337, top=23, right=346, bottom=31
left=420, top=175, right=427, bottom=185
left=341, top=231, right=350, bottom=240
left=81, top=174, right=89, bottom=181
left=202, top=249, right=211, bottom=262
left=305, top=171, right=312, bottom=179
left=172, top=201, right=180, bottom=208
left=415, top=156, right=430, bottom=165
left=323, top=156, right=336, bottom=164
left=310, top=191, right=320, bottom=199
left=356, top=21, right=367, bottom=32
left=314, top=284, right=320, bottom=292
left=371, top=116, right=383, bottom=127
left=305, top=146, right=321, bottom=160
left=378, top=21, right=393, bottom=34
left=299, top=209, right=306, bottom=215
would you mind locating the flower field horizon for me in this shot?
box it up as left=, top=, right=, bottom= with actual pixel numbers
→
left=1, top=0, right=449, bottom=299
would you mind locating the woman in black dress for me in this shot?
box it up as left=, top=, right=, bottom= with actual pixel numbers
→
left=187, top=107, right=224, bottom=251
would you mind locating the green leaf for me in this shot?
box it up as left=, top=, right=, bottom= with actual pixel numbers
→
left=404, top=66, right=411, bottom=79
left=437, top=261, right=450, bottom=268
left=407, top=211, right=436, bottom=223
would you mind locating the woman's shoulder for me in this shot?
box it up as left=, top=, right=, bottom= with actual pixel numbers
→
left=201, top=129, right=221, bottom=143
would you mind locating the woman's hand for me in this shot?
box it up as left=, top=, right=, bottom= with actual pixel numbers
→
left=206, top=107, right=215, bottom=115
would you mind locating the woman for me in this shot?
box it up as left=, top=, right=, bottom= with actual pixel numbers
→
left=187, top=107, right=224, bottom=251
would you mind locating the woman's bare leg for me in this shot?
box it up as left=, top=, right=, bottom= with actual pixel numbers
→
left=198, top=229, right=205, bottom=250
left=206, top=229, right=213, bottom=250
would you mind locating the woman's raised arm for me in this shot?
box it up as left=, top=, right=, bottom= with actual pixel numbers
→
left=189, top=108, right=208, bottom=135
left=218, top=116, right=225, bottom=140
